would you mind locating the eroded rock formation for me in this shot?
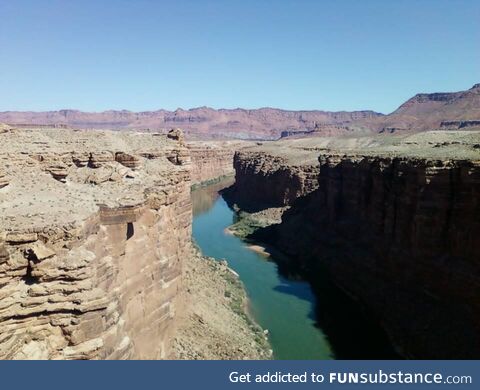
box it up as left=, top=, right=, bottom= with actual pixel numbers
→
left=0, top=129, right=191, bottom=359
left=229, top=133, right=480, bottom=358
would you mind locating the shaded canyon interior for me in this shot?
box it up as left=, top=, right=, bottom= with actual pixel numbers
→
left=225, top=133, right=480, bottom=359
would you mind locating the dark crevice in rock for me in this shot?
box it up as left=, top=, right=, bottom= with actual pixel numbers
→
left=23, top=251, right=40, bottom=285
left=126, top=222, right=134, bottom=240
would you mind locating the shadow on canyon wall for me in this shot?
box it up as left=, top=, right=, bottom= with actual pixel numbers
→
left=221, top=185, right=401, bottom=359
left=241, top=156, right=480, bottom=359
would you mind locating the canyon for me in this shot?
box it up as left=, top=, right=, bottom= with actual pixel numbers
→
left=0, top=126, right=266, bottom=359
left=1, top=121, right=479, bottom=359
left=0, top=84, right=479, bottom=361
left=225, top=131, right=480, bottom=359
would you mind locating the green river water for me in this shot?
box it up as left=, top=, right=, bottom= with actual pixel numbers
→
left=191, top=180, right=333, bottom=360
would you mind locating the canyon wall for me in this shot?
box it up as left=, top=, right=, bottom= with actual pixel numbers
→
left=188, top=143, right=235, bottom=185
left=231, top=141, right=480, bottom=358
left=227, top=150, right=320, bottom=211
left=0, top=129, right=191, bottom=359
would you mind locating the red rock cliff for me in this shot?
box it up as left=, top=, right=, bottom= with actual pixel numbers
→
left=232, top=147, right=480, bottom=358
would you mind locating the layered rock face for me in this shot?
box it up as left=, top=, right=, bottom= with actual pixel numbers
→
left=0, top=108, right=382, bottom=140
left=2, top=83, right=479, bottom=140
left=0, top=129, right=191, bottom=359
left=227, top=150, right=319, bottom=210
left=231, top=134, right=480, bottom=358
left=359, top=83, right=480, bottom=133
left=188, top=144, right=235, bottom=185
left=188, top=141, right=254, bottom=185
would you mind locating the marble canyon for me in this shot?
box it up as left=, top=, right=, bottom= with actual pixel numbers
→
left=0, top=83, right=479, bottom=360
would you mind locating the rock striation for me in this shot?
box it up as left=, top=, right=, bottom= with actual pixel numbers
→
left=229, top=133, right=480, bottom=358
left=0, top=128, right=192, bottom=359
left=359, top=83, right=480, bottom=133
left=226, top=150, right=319, bottom=211
left=0, top=108, right=383, bottom=140
left=1, top=83, right=478, bottom=140
left=188, top=141, right=254, bottom=186
left=0, top=168, right=8, bottom=189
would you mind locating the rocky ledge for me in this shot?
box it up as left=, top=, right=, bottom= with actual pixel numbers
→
left=0, top=128, right=193, bottom=359
left=0, top=127, right=266, bottom=360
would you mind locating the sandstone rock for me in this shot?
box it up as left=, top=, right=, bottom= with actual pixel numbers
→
left=0, top=123, right=14, bottom=134
left=70, top=163, right=130, bottom=185
left=45, top=162, right=69, bottom=182
left=88, top=151, right=114, bottom=168
left=0, top=169, right=8, bottom=189
left=0, top=244, right=9, bottom=264
left=0, top=128, right=192, bottom=360
left=25, top=243, right=56, bottom=261
left=233, top=141, right=480, bottom=359
left=188, top=142, right=240, bottom=185
left=167, top=128, right=185, bottom=143
left=115, top=152, right=141, bottom=170
left=225, top=150, right=319, bottom=210
left=6, top=232, right=38, bottom=244
left=72, top=152, right=90, bottom=167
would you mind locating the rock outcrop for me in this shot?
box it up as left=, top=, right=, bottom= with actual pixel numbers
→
left=114, top=152, right=141, bottom=170
left=440, top=120, right=480, bottom=130
left=229, top=133, right=480, bottom=358
left=0, top=128, right=192, bottom=359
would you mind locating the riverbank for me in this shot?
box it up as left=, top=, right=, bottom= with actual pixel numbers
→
left=191, top=183, right=334, bottom=359
left=173, top=246, right=271, bottom=360
left=190, top=174, right=234, bottom=191
left=223, top=206, right=287, bottom=239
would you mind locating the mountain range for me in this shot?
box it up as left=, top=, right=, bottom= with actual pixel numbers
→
left=1, top=83, right=479, bottom=139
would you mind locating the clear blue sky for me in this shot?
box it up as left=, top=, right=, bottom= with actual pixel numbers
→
left=0, top=0, right=478, bottom=114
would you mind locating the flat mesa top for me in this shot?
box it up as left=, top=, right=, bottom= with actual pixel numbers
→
left=0, top=127, right=188, bottom=232
left=242, top=130, right=480, bottom=164
left=0, top=127, right=173, bottom=154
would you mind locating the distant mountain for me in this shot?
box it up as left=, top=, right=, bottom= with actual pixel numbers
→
left=358, top=83, right=480, bottom=133
left=0, top=107, right=382, bottom=140
left=1, top=83, right=478, bottom=139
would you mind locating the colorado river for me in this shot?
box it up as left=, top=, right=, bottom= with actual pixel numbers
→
left=191, top=178, right=333, bottom=359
